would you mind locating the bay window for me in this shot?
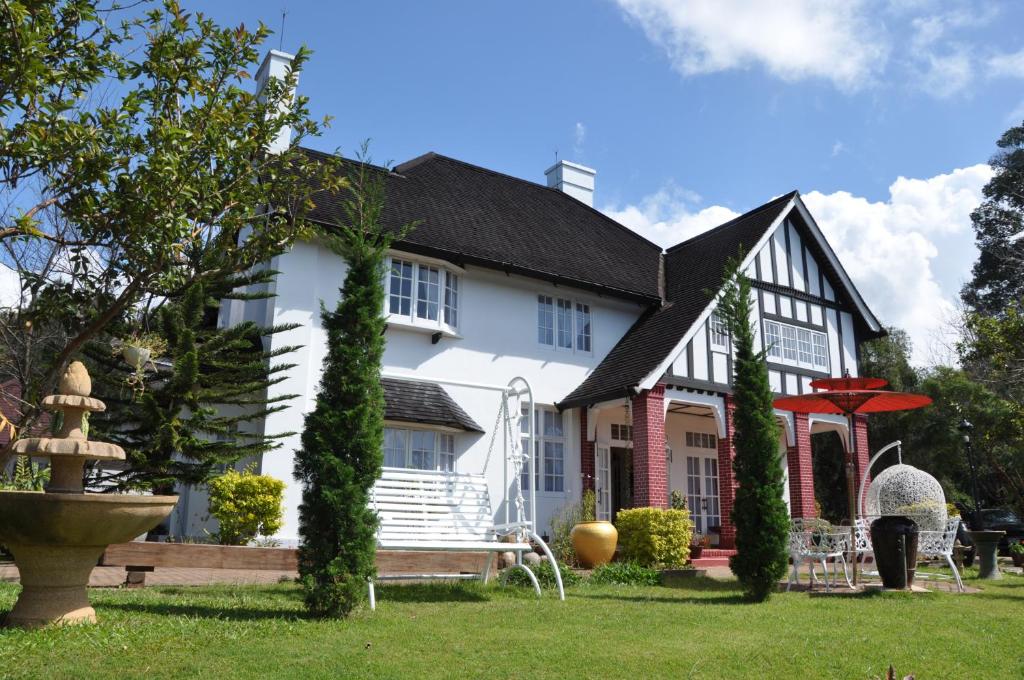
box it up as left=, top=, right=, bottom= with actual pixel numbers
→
left=386, top=256, right=460, bottom=334
left=383, top=426, right=456, bottom=472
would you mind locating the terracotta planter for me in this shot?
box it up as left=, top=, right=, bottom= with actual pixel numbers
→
left=570, top=521, right=617, bottom=568
left=689, top=545, right=704, bottom=559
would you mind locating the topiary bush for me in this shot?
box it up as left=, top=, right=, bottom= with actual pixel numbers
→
left=588, top=561, right=661, bottom=586
left=207, top=466, right=285, bottom=546
left=614, top=507, right=693, bottom=568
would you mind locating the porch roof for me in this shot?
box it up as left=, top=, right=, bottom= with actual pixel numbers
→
left=557, top=192, right=796, bottom=410
left=382, top=377, right=484, bottom=433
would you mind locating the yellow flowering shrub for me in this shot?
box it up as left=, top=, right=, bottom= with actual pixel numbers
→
left=207, top=467, right=285, bottom=546
left=615, top=507, right=694, bottom=568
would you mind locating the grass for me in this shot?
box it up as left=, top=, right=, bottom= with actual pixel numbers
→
left=1, top=571, right=1023, bottom=679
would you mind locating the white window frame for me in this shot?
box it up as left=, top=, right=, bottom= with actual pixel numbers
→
left=536, top=293, right=593, bottom=355
left=520, top=405, right=566, bottom=495
left=685, top=431, right=718, bottom=450
left=709, top=312, right=729, bottom=351
left=385, top=254, right=462, bottom=337
left=763, top=319, right=829, bottom=371
left=610, top=423, right=633, bottom=444
left=383, top=425, right=456, bottom=472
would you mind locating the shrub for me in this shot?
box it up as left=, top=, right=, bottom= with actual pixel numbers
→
left=207, top=466, right=285, bottom=546
left=549, top=498, right=583, bottom=565
left=580, top=489, right=597, bottom=522
left=0, top=456, right=50, bottom=491
left=588, top=561, right=661, bottom=586
left=615, top=507, right=693, bottom=568
left=670, top=489, right=687, bottom=511
left=504, top=559, right=582, bottom=589
left=1009, top=541, right=1024, bottom=556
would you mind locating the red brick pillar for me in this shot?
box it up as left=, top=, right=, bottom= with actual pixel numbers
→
left=631, top=384, right=667, bottom=508
left=786, top=413, right=816, bottom=519
left=717, top=395, right=738, bottom=549
left=580, top=408, right=595, bottom=493
left=851, top=414, right=871, bottom=514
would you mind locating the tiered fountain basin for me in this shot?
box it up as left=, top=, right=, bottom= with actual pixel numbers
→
left=0, top=362, right=177, bottom=628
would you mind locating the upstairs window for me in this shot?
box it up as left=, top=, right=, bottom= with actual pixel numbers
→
left=386, top=256, right=460, bottom=333
left=764, top=319, right=829, bottom=371
left=537, top=294, right=592, bottom=353
left=709, top=312, right=729, bottom=349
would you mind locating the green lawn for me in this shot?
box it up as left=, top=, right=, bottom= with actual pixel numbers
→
left=1, top=571, right=1022, bottom=679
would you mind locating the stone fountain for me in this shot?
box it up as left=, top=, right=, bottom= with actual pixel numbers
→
left=0, top=362, right=177, bottom=628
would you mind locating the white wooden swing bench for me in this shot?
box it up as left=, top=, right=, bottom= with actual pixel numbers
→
left=367, top=467, right=565, bottom=609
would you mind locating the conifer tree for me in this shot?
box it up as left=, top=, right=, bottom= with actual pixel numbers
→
left=87, top=278, right=299, bottom=493
left=718, top=260, right=789, bottom=601
left=294, top=156, right=405, bottom=617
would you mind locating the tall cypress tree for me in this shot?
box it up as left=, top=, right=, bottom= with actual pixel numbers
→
left=294, top=156, right=402, bottom=617
left=87, top=277, right=299, bottom=493
left=718, top=259, right=789, bottom=601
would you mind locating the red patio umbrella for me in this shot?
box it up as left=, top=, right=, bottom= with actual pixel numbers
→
left=774, top=384, right=932, bottom=586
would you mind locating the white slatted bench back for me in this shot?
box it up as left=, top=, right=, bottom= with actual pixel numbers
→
left=372, top=468, right=496, bottom=547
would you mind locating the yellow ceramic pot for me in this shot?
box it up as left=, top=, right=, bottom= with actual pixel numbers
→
left=570, top=520, right=618, bottom=568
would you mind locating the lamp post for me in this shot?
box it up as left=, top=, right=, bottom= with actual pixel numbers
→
left=958, top=419, right=982, bottom=527
left=959, top=418, right=1004, bottom=579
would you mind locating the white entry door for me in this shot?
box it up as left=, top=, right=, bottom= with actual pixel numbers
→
left=595, top=445, right=611, bottom=520
left=686, top=455, right=704, bottom=533
left=703, top=457, right=721, bottom=531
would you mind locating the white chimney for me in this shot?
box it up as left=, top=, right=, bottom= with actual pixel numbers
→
left=255, top=50, right=297, bottom=154
left=545, top=160, right=596, bottom=207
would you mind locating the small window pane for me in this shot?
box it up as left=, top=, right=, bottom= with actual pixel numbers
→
left=537, top=296, right=554, bottom=345
left=781, top=325, right=799, bottom=361
left=765, top=321, right=782, bottom=359
left=544, top=409, right=564, bottom=437
left=797, top=328, right=813, bottom=364
left=556, top=298, right=573, bottom=349
left=710, top=312, right=729, bottom=348
left=544, top=441, right=564, bottom=492
left=812, top=333, right=828, bottom=368
left=388, top=260, right=414, bottom=316
left=438, top=433, right=455, bottom=472
left=411, top=430, right=436, bottom=470
left=416, top=266, right=440, bottom=321
left=383, top=428, right=407, bottom=467
left=444, top=271, right=459, bottom=327
left=576, top=302, right=591, bottom=352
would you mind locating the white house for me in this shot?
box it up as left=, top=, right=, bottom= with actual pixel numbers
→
left=172, top=52, right=886, bottom=552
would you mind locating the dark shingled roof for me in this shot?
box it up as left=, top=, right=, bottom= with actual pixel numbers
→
left=557, top=192, right=797, bottom=410
left=301, top=148, right=663, bottom=303
left=382, top=377, right=483, bottom=433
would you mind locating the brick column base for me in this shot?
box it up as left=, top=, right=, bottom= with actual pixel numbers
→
left=631, top=385, right=667, bottom=508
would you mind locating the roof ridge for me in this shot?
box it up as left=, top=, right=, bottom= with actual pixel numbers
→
left=665, top=190, right=798, bottom=253
left=398, top=153, right=664, bottom=253
left=297, top=145, right=404, bottom=178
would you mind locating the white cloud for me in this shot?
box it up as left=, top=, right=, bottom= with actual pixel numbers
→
left=605, top=165, right=993, bottom=364
left=602, top=184, right=739, bottom=247
left=0, top=265, right=22, bottom=308
left=614, top=0, right=889, bottom=91
left=831, top=140, right=846, bottom=157
left=988, top=48, right=1024, bottom=78
left=573, top=122, right=586, bottom=159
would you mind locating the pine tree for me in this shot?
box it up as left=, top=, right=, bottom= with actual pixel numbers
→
left=294, top=157, right=404, bottom=617
left=86, top=278, right=299, bottom=493
left=718, top=260, right=789, bottom=601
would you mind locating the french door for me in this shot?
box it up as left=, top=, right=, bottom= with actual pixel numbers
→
left=686, top=455, right=721, bottom=534
left=595, top=445, right=611, bottom=521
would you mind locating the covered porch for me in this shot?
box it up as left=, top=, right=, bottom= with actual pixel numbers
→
left=579, top=383, right=871, bottom=550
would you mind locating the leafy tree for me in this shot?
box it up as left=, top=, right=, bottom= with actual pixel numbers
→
left=718, top=260, right=789, bottom=601
left=962, top=120, right=1024, bottom=316
left=85, top=281, right=299, bottom=493
left=294, top=156, right=407, bottom=617
left=0, top=0, right=341, bottom=466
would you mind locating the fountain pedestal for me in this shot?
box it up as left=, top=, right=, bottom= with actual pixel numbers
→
left=0, top=362, right=177, bottom=628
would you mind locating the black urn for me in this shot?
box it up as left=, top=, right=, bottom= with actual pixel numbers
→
left=870, top=515, right=919, bottom=589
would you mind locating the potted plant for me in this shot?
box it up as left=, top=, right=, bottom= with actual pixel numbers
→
left=570, top=489, right=617, bottom=568
left=1010, top=541, right=1024, bottom=568
left=690, top=533, right=708, bottom=559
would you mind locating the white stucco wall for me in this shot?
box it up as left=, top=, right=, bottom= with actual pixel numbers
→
left=210, top=240, right=646, bottom=543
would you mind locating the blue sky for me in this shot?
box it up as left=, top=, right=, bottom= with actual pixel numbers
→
left=203, top=0, right=1024, bottom=363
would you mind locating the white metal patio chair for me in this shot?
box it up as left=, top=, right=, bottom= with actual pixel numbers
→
left=367, top=467, right=564, bottom=609
left=787, top=519, right=853, bottom=592
left=915, top=517, right=964, bottom=592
